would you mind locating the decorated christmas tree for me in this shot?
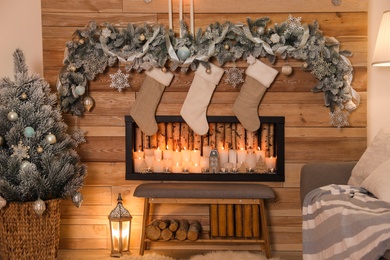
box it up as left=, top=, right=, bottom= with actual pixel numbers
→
left=0, top=49, right=87, bottom=212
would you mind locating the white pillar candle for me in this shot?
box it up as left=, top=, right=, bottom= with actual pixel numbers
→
left=191, top=149, right=200, bottom=164
left=218, top=147, right=229, bottom=167
left=181, top=148, right=191, bottom=162
left=255, top=147, right=266, bottom=162
left=145, top=155, right=154, bottom=168
left=153, top=159, right=164, bottom=172
left=202, top=145, right=212, bottom=157
left=182, top=159, right=192, bottom=169
left=190, top=163, right=201, bottom=173
left=133, top=150, right=144, bottom=159
left=228, top=149, right=237, bottom=164
left=237, top=148, right=247, bottom=164
left=154, top=147, right=162, bottom=161
left=144, top=148, right=154, bottom=157
left=163, top=159, right=173, bottom=169
left=172, top=162, right=183, bottom=173
left=172, top=150, right=182, bottom=163
left=245, top=152, right=257, bottom=169
left=134, top=157, right=144, bottom=172
left=163, top=146, right=173, bottom=160
left=200, top=156, right=209, bottom=169
left=168, top=0, right=173, bottom=30
left=265, top=157, right=277, bottom=171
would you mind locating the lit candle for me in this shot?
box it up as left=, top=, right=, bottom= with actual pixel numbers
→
left=172, top=149, right=182, bottom=163
left=200, top=156, right=209, bottom=169
left=134, top=157, right=144, bottom=172
left=164, top=159, right=173, bottom=169
left=190, top=0, right=194, bottom=34
left=237, top=148, right=247, bottom=164
left=163, top=146, right=173, bottom=160
left=153, top=159, right=164, bottom=172
left=265, top=157, right=277, bottom=172
left=255, top=147, right=265, bottom=162
left=133, top=150, right=144, bottom=159
left=190, top=163, right=201, bottom=173
left=154, top=147, right=162, bottom=161
left=168, top=0, right=173, bottom=30
left=228, top=149, right=237, bottom=165
left=145, top=155, right=154, bottom=168
left=191, top=149, right=200, bottom=164
left=218, top=147, right=229, bottom=167
left=181, top=148, right=191, bottom=162
left=202, top=145, right=212, bottom=157
left=172, top=162, right=183, bottom=173
left=182, top=158, right=192, bottom=169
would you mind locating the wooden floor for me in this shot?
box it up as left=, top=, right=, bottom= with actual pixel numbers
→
left=57, top=249, right=303, bottom=260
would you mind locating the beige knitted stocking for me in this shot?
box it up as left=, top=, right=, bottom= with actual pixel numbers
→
left=130, top=68, right=174, bottom=136
left=233, top=59, right=279, bottom=132
left=180, top=63, right=225, bottom=135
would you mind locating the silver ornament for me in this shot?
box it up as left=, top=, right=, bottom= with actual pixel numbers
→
left=33, top=198, right=46, bottom=216
left=257, top=27, right=265, bottom=35
left=72, top=192, right=83, bottom=208
left=20, top=160, right=30, bottom=170
left=7, top=111, right=18, bottom=122
left=0, top=136, right=4, bottom=146
left=0, top=196, right=6, bottom=210
left=45, top=133, right=57, bottom=144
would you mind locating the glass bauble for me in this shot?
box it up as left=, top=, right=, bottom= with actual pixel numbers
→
left=75, top=85, right=86, bottom=96
left=83, top=95, right=95, bottom=112
left=33, top=198, right=46, bottom=216
left=177, top=46, right=191, bottom=61
left=72, top=192, right=83, bottom=208
left=7, top=111, right=18, bottom=122
left=45, top=133, right=57, bottom=144
left=24, top=126, right=35, bottom=138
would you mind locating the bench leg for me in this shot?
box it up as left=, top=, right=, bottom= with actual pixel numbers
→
left=259, top=199, right=271, bottom=259
left=139, top=198, right=150, bottom=256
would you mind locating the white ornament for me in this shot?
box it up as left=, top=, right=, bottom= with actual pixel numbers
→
left=33, top=198, right=46, bottom=216
left=7, top=111, right=18, bottom=122
left=281, top=64, right=293, bottom=76
left=270, top=34, right=280, bottom=44
left=11, top=141, right=30, bottom=160
left=224, top=67, right=245, bottom=88
left=0, top=196, right=6, bottom=210
left=257, top=27, right=265, bottom=35
left=246, top=55, right=256, bottom=65
left=46, top=133, right=57, bottom=144
left=109, top=69, right=130, bottom=92
left=330, top=108, right=349, bottom=129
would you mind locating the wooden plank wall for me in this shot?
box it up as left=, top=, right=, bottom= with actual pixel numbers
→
left=41, top=0, right=368, bottom=253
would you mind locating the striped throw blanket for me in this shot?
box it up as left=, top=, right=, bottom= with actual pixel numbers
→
left=302, top=184, right=390, bottom=260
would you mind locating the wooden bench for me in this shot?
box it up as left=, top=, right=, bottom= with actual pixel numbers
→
left=134, top=183, right=275, bottom=258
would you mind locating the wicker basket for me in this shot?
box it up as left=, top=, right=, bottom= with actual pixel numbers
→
left=0, top=199, right=61, bottom=260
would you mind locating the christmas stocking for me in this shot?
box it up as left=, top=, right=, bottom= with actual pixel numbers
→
left=233, top=59, right=278, bottom=132
left=130, top=68, right=174, bottom=136
left=180, top=63, right=225, bottom=135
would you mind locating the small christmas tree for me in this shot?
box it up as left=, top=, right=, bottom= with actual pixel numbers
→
left=0, top=49, right=87, bottom=210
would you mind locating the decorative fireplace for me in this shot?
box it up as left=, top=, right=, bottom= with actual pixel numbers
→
left=125, top=115, right=285, bottom=182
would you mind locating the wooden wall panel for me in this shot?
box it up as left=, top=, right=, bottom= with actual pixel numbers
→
left=41, top=0, right=368, bottom=254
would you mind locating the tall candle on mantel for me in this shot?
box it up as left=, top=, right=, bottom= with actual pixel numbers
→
left=181, top=148, right=191, bottom=162
left=255, top=147, right=265, bottom=162
left=163, top=146, right=173, bottom=160
left=218, top=147, right=229, bottom=167
left=172, top=149, right=182, bottom=163
left=133, top=150, right=144, bottom=159
left=202, top=146, right=212, bottom=157
left=191, top=149, right=200, bottom=164
left=265, top=156, right=277, bottom=171
left=172, top=162, right=182, bottom=173
left=154, top=147, right=162, bottom=161
left=237, top=148, right=247, bottom=164
left=153, top=159, right=164, bottom=172
left=228, top=149, right=237, bottom=165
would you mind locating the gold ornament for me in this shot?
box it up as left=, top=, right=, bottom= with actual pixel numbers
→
left=343, top=74, right=349, bottom=80
left=7, top=111, right=18, bottom=122
left=20, top=92, right=28, bottom=100
left=302, top=62, right=308, bottom=68
left=20, top=160, right=30, bottom=170
left=83, top=95, right=95, bottom=112
left=257, top=27, right=265, bottom=35
left=139, top=34, right=146, bottom=41
left=281, top=64, right=293, bottom=76
left=37, top=146, right=44, bottom=153
left=45, top=133, right=57, bottom=144
left=161, top=67, right=167, bottom=73
left=206, top=68, right=211, bottom=74
left=69, top=65, right=77, bottom=72
left=79, top=39, right=85, bottom=44
left=224, top=44, right=230, bottom=50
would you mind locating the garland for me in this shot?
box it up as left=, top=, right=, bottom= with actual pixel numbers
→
left=57, top=15, right=359, bottom=127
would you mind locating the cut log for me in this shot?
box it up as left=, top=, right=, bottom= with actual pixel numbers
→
left=187, top=220, right=202, bottom=241
left=261, top=123, right=269, bottom=157
left=225, top=123, right=232, bottom=149
left=235, top=204, right=243, bottom=237
left=158, top=219, right=170, bottom=230
left=252, top=204, right=260, bottom=238
left=210, top=204, right=219, bottom=237
left=169, top=219, right=180, bottom=232
left=175, top=219, right=189, bottom=241
left=161, top=228, right=174, bottom=241
left=157, top=123, right=166, bottom=150
left=218, top=204, right=227, bottom=236
left=227, top=204, right=235, bottom=237
left=146, top=220, right=161, bottom=241
left=172, top=122, right=180, bottom=150
left=243, top=204, right=253, bottom=238
left=216, top=123, right=225, bottom=149
left=166, top=122, right=173, bottom=150
left=236, top=124, right=246, bottom=150
left=208, top=123, right=216, bottom=149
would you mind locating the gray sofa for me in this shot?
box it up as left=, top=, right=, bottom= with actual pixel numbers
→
left=300, top=161, right=390, bottom=259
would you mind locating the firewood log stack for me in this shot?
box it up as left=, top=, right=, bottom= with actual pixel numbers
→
left=145, top=219, right=202, bottom=241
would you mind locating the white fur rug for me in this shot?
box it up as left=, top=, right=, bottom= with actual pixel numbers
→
left=124, top=251, right=280, bottom=260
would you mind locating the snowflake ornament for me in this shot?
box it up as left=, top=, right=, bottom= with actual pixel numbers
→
left=11, top=141, right=30, bottom=160
left=329, top=108, right=349, bottom=129
left=102, top=28, right=111, bottom=38
left=83, top=53, right=107, bottom=78
left=246, top=55, right=256, bottom=65
left=270, top=34, right=281, bottom=44
left=224, top=67, right=244, bottom=88
left=311, top=58, right=331, bottom=80
left=109, top=69, right=130, bottom=92
left=286, top=15, right=304, bottom=33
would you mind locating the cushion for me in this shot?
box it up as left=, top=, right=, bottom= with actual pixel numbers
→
left=348, top=128, right=390, bottom=186
left=134, top=183, right=275, bottom=199
left=361, top=158, right=390, bottom=202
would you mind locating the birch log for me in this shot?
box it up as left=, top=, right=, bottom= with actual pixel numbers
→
left=225, top=123, right=232, bottom=149
left=172, top=122, right=180, bottom=150
left=187, top=220, right=202, bottom=241
left=231, top=123, right=237, bottom=150
left=216, top=123, right=225, bottom=150
left=135, top=127, right=143, bottom=151
left=166, top=122, right=174, bottom=150
left=161, top=228, right=174, bottom=241
left=261, top=123, right=269, bottom=157
left=146, top=220, right=161, bottom=241
left=169, top=219, right=180, bottom=232
left=236, top=124, right=246, bottom=150
left=157, top=123, right=166, bottom=150
left=180, top=123, right=189, bottom=149
left=269, top=123, right=275, bottom=157
left=175, top=220, right=190, bottom=241
left=208, top=123, right=216, bottom=149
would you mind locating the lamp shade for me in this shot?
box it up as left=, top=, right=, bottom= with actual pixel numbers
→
left=373, top=11, right=390, bottom=66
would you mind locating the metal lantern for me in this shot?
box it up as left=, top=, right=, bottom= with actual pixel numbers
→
left=108, top=193, right=132, bottom=257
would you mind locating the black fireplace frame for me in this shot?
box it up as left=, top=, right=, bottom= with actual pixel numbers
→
left=125, top=115, right=285, bottom=182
